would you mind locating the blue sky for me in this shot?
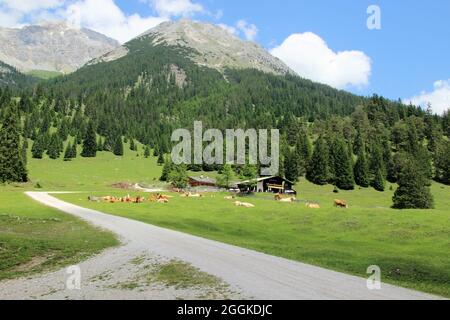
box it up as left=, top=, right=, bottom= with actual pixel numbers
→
left=0, top=0, right=449, bottom=113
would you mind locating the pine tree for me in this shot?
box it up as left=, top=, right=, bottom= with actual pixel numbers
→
left=157, top=153, right=165, bottom=166
left=168, top=164, right=188, bottom=189
left=0, top=107, right=28, bottom=183
left=372, top=168, right=385, bottom=192
left=31, top=137, right=44, bottom=159
left=47, top=134, right=62, bottom=159
left=113, top=136, right=124, bottom=156
left=130, top=139, right=136, bottom=151
left=393, top=157, right=434, bottom=209
left=20, top=140, right=28, bottom=166
left=144, top=146, right=151, bottom=158
left=333, top=138, right=355, bottom=190
left=64, top=142, right=73, bottom=161
left=354, top=150, right=370, bottom=187
left=160, top=157, right=173, bottom=182
left=433, top=140, right=450, bottom=185
left=295, top=130, right=312, bottom=176
left=284, top=148, right=300, bottom=182
left=71, top=143, right=77, bottom=158
left=81, top=122, right=97, bottom=158
left=306, top=136, right=329, bottom=185
left=217, top=164, right=233, bottom=188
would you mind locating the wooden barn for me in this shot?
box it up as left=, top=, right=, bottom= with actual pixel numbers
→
left=236, top=176, right=296, bottom=194
left=188, top=176, right=217, bottom=188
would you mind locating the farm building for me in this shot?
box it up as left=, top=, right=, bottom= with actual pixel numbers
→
left=188, top=176, right=217, bottom=188
left=236, top=176, right=296, bottom=194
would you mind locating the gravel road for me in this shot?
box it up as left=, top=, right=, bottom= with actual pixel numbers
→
left=0, top=192, right=442, bottom=300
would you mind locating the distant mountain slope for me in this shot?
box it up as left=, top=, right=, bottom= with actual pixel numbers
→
left=0, top=22, right=120, bottom=73
left=92, top=19, right=292, bottom=75
left=0, top=60, right=36, bottom=88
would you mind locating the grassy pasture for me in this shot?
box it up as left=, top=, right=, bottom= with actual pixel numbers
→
left=0, top=189, right=118, bottom=281
left=56, top=181, right=450, bottom=297
left=1, top=141, right=448, bottom=297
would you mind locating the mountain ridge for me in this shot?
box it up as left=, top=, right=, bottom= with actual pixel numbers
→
left=0, top=22, right=120, bottom=74
left=91, top=19, right=293, bottom=76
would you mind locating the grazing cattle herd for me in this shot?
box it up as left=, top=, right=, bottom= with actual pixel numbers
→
left=88, top=191, right=349, bottom=210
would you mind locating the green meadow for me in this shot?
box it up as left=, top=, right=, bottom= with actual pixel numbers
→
left=0, top=189, right=118, bottom=281
left=1, top=142, right=449, bottom=297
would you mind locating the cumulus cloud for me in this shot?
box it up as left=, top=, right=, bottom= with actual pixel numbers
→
left=0, top=0, right=64, bottom=27
left=236, top=20, right=258, bottom=41
left=270, top=32, right=371, bottom=89
left=217, top=23, right=237, bottom=36
left=66, top=0, right=167, bottom=43
left=404, top=80, right=450, bottom=115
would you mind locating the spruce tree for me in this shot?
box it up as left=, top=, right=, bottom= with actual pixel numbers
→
left=433, top=140, right=450, bottom=185
left=81, top=122, right=97, bottom=158
left=372, top=168, right=385, bottom=192
left=295, top=130, right=312, bottom=176
left=20, top=140, right=28, bottom=166
left=284, top=148, right=300, bottom=182
left=47, top=134, right=62, bottom=159
left=64, top=142, right=73, bottom=161
left=0, top=107, right=28, bottom=183
left=157, top=153, right=165, bottom=166
left=217, top=164, right=233, bottom=188
left=354, top=150, right=370, bottom=187
left=393, top=158, right=434, bottom=209
left=144, top=146, right=151, bottom=158
left=160, top=157, right=173, bottom=182
left=333, top=138, right=355, bottom=190
left=130, top=139, right=136, bottom=151
left=71, top=143, right=77, bottom=158
left=306, top=136, right=329, bottom=185
left=168, top=164, right=188, bottom=189
left=32, top=137, right=44, bottom=159
left=113, top=136, right=124, bottom=156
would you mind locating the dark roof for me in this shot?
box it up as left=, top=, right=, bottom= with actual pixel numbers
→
left=236, top=176, right=295, bottom=185
left=189, top=176, right=217, bottom=184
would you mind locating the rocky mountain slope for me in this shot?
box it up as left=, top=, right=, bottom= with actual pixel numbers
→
left=0, top=22, right=120, bottom=74
left=93, top=19, right=292, bottom=75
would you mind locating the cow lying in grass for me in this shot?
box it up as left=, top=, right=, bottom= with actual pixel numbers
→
left=305, top=202, right=320, bottom=209
left=274, top=194, right=296, bottom=203
left=234, top=201, right=255, bottom=208
left=88, top=195, right=145, bottom=204
left=180, top=192, right=204, bottom=198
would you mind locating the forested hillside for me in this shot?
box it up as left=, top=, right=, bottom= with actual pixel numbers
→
left=0, top=61, right=37, bottom=88
left=0, top=35, right=448, bottom=209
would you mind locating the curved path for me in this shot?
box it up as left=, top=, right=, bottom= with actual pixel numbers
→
left=1, top=192, right=442, bottom=300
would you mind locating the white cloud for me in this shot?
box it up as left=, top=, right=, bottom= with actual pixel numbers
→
left=404, top=80, right=450, bottom=115
left=270, top=32, right=371, bottom=89
left=0, top=0, right=65, bottom=27
left=217, top=23, right=237, bottom=36
left=149, top=0, right=203, bottom=17
left=66, top=0, right=167, bottom=43
left=236, top=20, right=258, bottom=41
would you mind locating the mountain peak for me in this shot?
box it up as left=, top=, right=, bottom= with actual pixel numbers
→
left=130, top=19, right=292, bottom=75
left=0, top=22, right=120, bottom=73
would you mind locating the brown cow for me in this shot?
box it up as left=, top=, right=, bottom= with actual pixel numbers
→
left=334, top=199, right=349, bottom=209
